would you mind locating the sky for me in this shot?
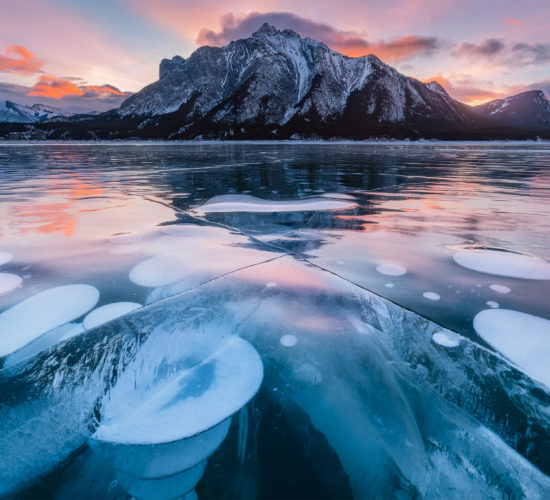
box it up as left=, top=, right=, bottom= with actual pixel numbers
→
left=0, top=0, right=549, bottom=112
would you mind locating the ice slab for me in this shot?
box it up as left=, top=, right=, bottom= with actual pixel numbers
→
left=473, top=309, right=550, bottom=388
left=196, top=194, right=357, bottom=213
left=0, top=273, right=22, bottom=295
left=0, top=284, right=99, bottom=357
left=453, top=249, right=550, bottom=279
left=83, top=302, right=141, bottom=330
left=93, top=336, right=263, bottom=445
left=0, top=251, right=13, bottom=266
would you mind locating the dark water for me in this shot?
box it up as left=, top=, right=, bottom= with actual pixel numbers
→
left=0, top=142, right=549, bottom=499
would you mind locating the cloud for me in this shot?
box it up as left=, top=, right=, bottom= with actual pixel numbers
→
left=424, top=74, right=550, bottom=105
left=197, top=12, right=445, bottom=63
left=507, top=18, right=524, bottom=25
left=0, top=45, right=44, bottom=75
left=28, top=74, right=85, bottom=99
left=453, top=38, right=550, bottom=66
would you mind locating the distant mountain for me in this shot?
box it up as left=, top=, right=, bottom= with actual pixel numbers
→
left=116, top=23, right=476, bottom=138
left=0, top=24, right=549, bottom=140
left=473, top=91, right=550, bottom=130
left=0, top=101, right=73, bottom=123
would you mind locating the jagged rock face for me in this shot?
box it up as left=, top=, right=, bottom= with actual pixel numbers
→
left=0, top=101, right=72, bottom=123
left=117, top=24, right=474, bottom=131
left=473, top=91, right=550, bottom=129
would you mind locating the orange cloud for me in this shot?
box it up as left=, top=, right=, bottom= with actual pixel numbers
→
left=28, top=74, right=85, bottom=99
left=83, top=84, right=126, bottom=97
left=353, top=35, right=442, bottom=62
left=0, top=45, right=44, bottom=75
left=507, top=18, right=524, bottom=25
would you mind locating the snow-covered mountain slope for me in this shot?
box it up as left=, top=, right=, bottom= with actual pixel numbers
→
left=473, top=91, right=550, bottom=130
left=117, top=23, right=474, bottom=133
left=0, top=101, right=73, bottom=123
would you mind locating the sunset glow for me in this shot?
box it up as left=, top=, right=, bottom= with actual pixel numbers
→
left=0, top=0, right=548, bottom=111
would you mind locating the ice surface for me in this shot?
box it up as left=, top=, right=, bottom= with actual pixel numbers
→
left=376, top=263, right=407, bottom=276
left=0, top=251, right=13, bottom=266
left=93, top=336, right=263, bottom=444
left=83, top=302, right=141, bottom=330
left=453, top=249, right=550, bottom=279
left=490, top=284, right=511, bottom=294
left=0, top=284, right=99, bottom=357
left=0, top=273, right=22, bottom=295
left=196, top=194, right=357, bottom=213
left=473, top=309, right=550, bottom=388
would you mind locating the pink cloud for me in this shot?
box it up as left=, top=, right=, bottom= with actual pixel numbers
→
left=0, top=45, right=44, bottom=75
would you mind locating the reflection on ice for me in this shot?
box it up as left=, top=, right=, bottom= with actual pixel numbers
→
left=473, top=309, right=550, bottom=388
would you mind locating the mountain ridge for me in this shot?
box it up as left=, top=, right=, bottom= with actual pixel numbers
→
left=1, top=24, right=549, bottom=140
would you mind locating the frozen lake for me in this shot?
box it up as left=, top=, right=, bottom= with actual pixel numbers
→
left=1, top=142, right=549, bottom=498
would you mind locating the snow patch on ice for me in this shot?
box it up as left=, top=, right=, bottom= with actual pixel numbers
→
left=473, top=309, right=550, bottom=388
left=0, top=284, right=99, bottom=357
left=453, top=249, right=550, bottom=279
left=0, top=273, right=22, bottom=295
left=83, top=302, right=142, bottom=330
left=376, top=263, right=407, bottom=276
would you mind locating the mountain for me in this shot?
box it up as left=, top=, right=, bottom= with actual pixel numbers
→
left=0, top=101, right=73, bottom=123
left=115, top=23, right=476, bottom=138
left=1, top=24, right=549, bottom=140
left=473, top=91, right=550, bottom=130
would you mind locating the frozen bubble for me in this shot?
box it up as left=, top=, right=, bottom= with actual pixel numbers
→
left=83, top=302, right=142, bottom=330
left=197, top=194, right=357, bottom=213
left=92, top=336, right=263, bottom=445
left=130, top=254, right=190, bottom=288
left=266, top=282, right=277, bottom=288
left=453, top=249, right=550, bottom=279
left=0, top=284, right=99, bottom=357
left=486, top=301, right=499, bottom=308
left=385, top=283, right=394, bottom=288
left=280, top=335, right=298, bottom=347
left=336, top=260, right=345, bottom=265
left=490, top=284, right=511, bottom=294
left=0, top=251, right=13, bottom=266
left=432, top=331, right=461, bottom=348
left=376, top=263, right=407, bottom=276
left=423, top=292, right=440, bottom=301
left=473, top=309, right=550, bottom=388
left=0, top=273, right=22, bottom=295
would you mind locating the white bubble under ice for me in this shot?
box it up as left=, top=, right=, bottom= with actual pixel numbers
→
left=423, top=292, right=440, bottom=301
left=0, top=251, right=13, bottom=266
left=266, top=282, right=277, bottom=288
left=83, top=302, right=142, bottom=330
left=0, top=284, right=99, bottom=357
left=280, top=335, right=298, bottom=347
left=473, top=309, right=550, bottom=388
left=432, top=331, right=461, bottom=348
left=490, top=284, right=511, bottom=294
left=385, top=283, right=394, bottom=288
left=197, top=194, right=356, bottom=213
left=486, top=301, right=499, bottom=308
left=0, top=273, right=22, bottom=295
left=376, top=264, right=407, bottom=276
left=453, top=249, right=550, bottom=279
